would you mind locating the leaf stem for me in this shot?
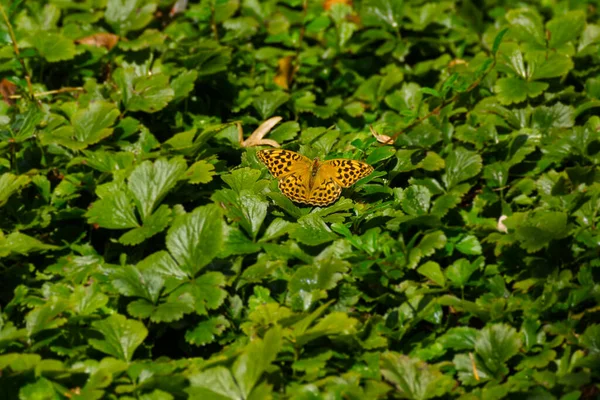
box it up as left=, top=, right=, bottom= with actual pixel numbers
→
left=0, top=2, right=36, bottom=101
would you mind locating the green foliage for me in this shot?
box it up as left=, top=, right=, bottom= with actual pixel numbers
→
left=0, top=1, right=599, bottom=399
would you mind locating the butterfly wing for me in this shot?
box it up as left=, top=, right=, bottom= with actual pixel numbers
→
left=278, top=172, right=311, bottom=204
left=306, top=176, right=342, bottom=206
left=321, top=159, right=374, bottom=187
left=257, top=149, right=311, bottom=178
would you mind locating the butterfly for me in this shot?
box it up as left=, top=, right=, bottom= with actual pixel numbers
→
left=257, top=149, right=373, bottom=206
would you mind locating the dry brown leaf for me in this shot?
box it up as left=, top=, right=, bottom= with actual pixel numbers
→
left=324, top=0, right=353, bottom=10
left=170, top=0, right=189, bottom=16
left=0, top=78, right=17, bottom=105
left=274, top=56, right=294, bottom=90
left=370, top=125, right=394, bottom=145
left=77, top=33, right=119, bottom=50
left=240, top=117, right=283, bottom=148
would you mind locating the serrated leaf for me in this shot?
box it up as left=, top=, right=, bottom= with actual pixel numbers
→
left=0, top=173, right=30, bottom=208
left=445, top=258, right=480, bottom=288
left=33, top=32, right=76, bottom=62
left=417, top=261, right=446, bottom=286
left=0, top=232, right=58, bottom=258
left=128, top=158, right=186, bottom=221
left=184, top=160, right=216, bottom=184
left=185, top=316, right=230, bottom=346
left=442, top=147, right=482, bottom=189
left=380, top=352, right=455, bottom=400
left=86, top=190, right=139, bottom=230
left=289, top=214, right=339, bottom=246
left=494, top=77, right=548, bottom=105
left=43, top=101, right=120, bottom=150
left=119, top=204, right=171, bottom=246
left=171, top=69, right=198, bottom=101
left=474, top=324, right=522, bottom=377
left=402, top=185, right=431, bottom=216
left=105, top=0, right=157, bottom=35
left=169, top=272, right=227, bottom=315
left=187, top=366, right=243, bottom=399
left=166, top=205, right=225, bottom=276
left=253, top=91, right=289, bottom=119
left=233, top=326, right=282, bottom=397
left=360, top=0, right=404, bottom=29
left=88, top=314, right=148, bottom=362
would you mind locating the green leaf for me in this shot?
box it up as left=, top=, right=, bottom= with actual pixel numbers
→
left=214, top=0, right=240, bottom=23
left=380, top=352, right=455, bottom=400
left=505, top=211, right=569, bottom=253
left=88, top=314, right=148, bottom=362
left=185, top=160, right=216, bottom=184
left=232, top=326, right=282, bottom=398
left=0, top=232, right=57, bottom=258
left=252, top=91, right=289, bottom=119
left=547, top=11, right=586, bottom=48
left=33, top=32, right=76, bottom=62
left=19, top=377, right=59, bottom=400
left=119, top=204, right=172, bottom=245
left=26, top=299, right=68, bottom=337
left=0, top=173, right=30, bottom=207
left=166, top=205, right=225, bottom=276
left=187, top=366, right=243, bottom=400
left=289, top=214, right=339, bottom=246
left=494, top=77, right=548, bottom=105
left=127, top=296, right=194, bottom=323
left=127, top=74, right=175, bottom=113
left=505, top=8, right=544, bottom=45
left=445, top=258, right=481, bottom=288
left=288, top=258, right=348, bottom=311
left=442, top=147, right=482, bottom=189
left=401, top=185, right=431, bottom=216
left=529, top=53, right=573, bottom=80
left=71, top=284, right=109, bottom=315
left=128, top=158, right=187, bottom=221
left=360, top=0, right=404, bottom=29
left=417, top=261, right=446, bottom=286
left=105, top=0, right=157, bottom=35
left=185, top=316, right=230, bottom=346
left=43, top=101, right=120, bottom=150
left=86, top=190, right=139, bottom=230
left=455, top=235, right=482, bottom=255
left=169, top=272, right=227, bottom=315
left=296, top=312, right=358, bottom=346
left=475, top=324, right=522, bottom=377
left=111, top=264, right=164, bottom=303
left=171, top=69, right=198, bottom=101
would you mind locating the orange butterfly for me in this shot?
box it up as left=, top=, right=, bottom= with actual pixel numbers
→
left=257, top=149, right=373, bottom=206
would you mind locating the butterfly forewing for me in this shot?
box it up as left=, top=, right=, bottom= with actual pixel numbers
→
left=322, top=159, right=374, bottom=187
left=257, top=149, right=311, bottom=178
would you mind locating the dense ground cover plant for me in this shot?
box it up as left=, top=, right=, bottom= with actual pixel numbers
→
left=1, top=0, right=599, bottom=398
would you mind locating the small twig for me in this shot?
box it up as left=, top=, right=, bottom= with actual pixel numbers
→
left=387, top=58, right=497, bottom=143
left=9, top=86, right=84, bottom=99
left=0, top=3, right=36, bottom=101
left=210, top=3, right=219, bottom=42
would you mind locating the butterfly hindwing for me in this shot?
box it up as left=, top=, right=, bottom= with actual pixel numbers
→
left=257, top=149, right=311, bottom=178
left=307, top=178, right=342, bottom=206
left=278, top=172, right=310, bottom=203
left=322, top=159, right=374, bottom=187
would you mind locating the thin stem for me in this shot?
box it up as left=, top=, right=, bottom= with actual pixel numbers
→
left=387, top=58, right=498, bottom=143
left=0, top=3, right=36, bottom=101
left=9, top=86, right=84, bottom=99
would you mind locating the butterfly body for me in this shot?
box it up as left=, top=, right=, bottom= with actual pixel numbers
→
left=257, top=149, right=373, bottom=206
